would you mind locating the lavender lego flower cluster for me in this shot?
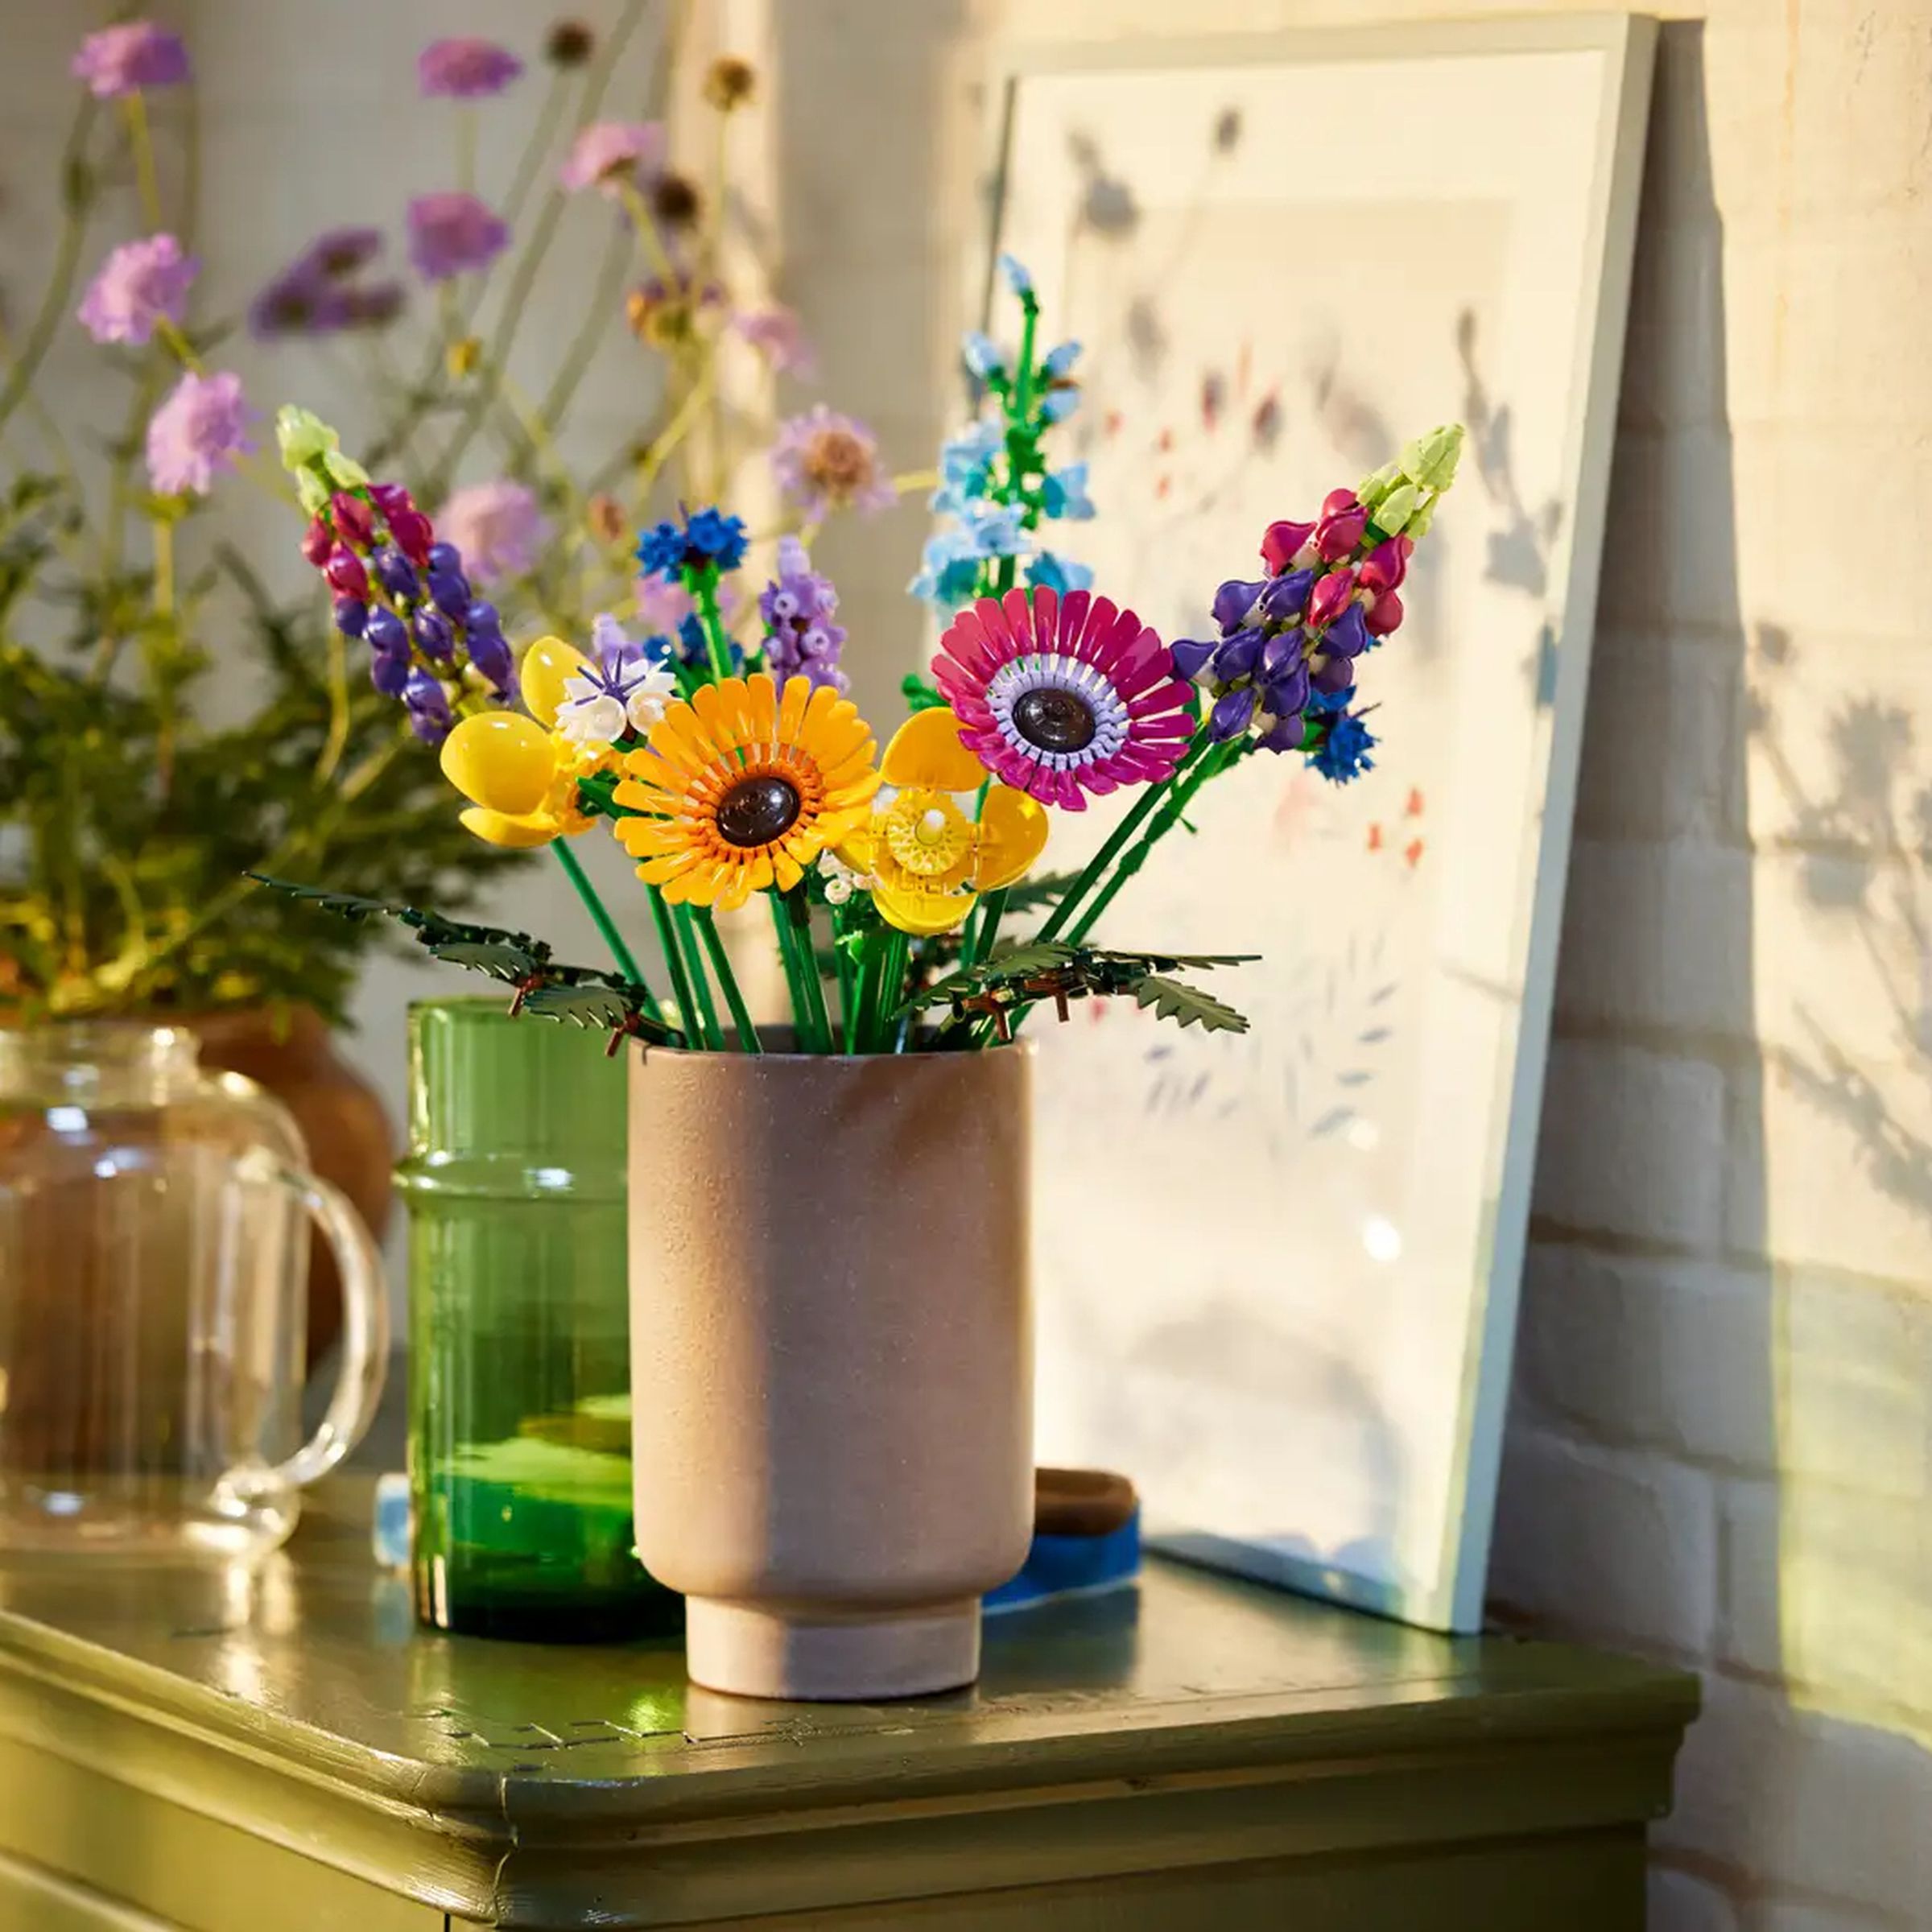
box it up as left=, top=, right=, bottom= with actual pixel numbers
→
left=757, top=538, right=848, bottom=694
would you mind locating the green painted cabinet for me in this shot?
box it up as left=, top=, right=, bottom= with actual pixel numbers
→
left=0, top=1481, right=1696, bottom=1929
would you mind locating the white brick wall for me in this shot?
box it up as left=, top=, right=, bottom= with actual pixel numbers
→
left=1490, top=7, right=1932, bottom=1928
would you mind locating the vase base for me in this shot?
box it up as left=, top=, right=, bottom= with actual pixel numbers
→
left=684, top=1597, right=982, bottom=1701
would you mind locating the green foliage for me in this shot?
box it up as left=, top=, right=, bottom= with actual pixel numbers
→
left=248, top=875, right=679, bottom=1049
left=0, top=485, right=524, bottom=1022
left=903, top=939, right=1257, bottom=1038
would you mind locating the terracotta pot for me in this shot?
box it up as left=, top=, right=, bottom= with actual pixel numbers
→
left=628, top=1038, right=1033, bottom=1701
left=187, top=1007, right=394, bottom=1364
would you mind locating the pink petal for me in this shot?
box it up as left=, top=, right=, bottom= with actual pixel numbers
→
left=1090, top=605, right=1145, bottom=678
left=1030, top=584, right=1059, bottom=652
left=1129, top=683, right=1191, bottom=718
left=939, top=610, right=997, bottom=684
left=1073, top=594, right=1117, bottom=662
left=1056, top=588, right=1092, bottom=653
left=1001, top=585, right=1035, bottom=652
left=974, top=594, right=1019, bottom=664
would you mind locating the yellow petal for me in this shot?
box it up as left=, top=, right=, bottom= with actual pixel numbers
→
left=775, top=673, right=811, bottom=746
left=519, top=636, right=588, bottom=728
left=881, top=707, right=987, bottom=791
left=441, top=712, right=556, bottom=816
left=458, top=806, right=559, bottom=849
left=973, top=785, right=1051, bottom=891
left=838, top=823, right=876, bottom=870
left=874, top=874, right=974, bottom=936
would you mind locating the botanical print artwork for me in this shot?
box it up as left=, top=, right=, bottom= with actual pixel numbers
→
left=996, top=40, right=1634, bottom=1627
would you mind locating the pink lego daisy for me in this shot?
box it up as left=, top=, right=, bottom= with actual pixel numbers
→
left=932, top=585, right=1194, bottom=811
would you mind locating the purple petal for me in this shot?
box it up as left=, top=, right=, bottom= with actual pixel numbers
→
left=1209, top=687, right=1259, bottom=741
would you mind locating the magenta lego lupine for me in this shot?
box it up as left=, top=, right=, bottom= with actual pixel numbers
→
left=72, top=22, right=188, bottom=97
left=559, top=120, right=667, bottom=194
left=406, top=193, right=511, bottom=281
left=417, top=37, right=524, bottom=99
left=145, top=371, right=253, bottom=497
left=933, top=585, right=1193, bottom=811
left=438, top=480, right=549, bottom=584
left=770, top=406, right=895, bottom=520
left=1170, top=427, right=1464, bottom=779
left=277, top=409, right=517, bottom=746
left=77, top=234, right=198, bottom=346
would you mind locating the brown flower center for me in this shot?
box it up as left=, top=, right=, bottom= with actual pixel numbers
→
left=715, top=774, right=802, bottom=848
left=1013, top=687, right=1096, bottom=753
left=804, top=429, right=874, bottom=499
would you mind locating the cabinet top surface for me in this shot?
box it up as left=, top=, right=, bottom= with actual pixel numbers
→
left=0, top=1482, right=1695, bottom=1824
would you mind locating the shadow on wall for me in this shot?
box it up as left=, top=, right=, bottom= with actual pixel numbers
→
left=1491, top=20, right=1932, bottom=1926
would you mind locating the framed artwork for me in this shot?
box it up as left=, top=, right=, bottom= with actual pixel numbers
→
left=987, top=16, right=1656, bottom=1631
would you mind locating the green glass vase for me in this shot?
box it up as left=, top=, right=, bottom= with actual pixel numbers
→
left=397, top=997, right=679, bottom=1642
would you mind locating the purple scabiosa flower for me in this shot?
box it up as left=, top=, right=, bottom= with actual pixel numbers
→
left=758, top=537, right=848, bottom=694
left=438, top=479, right=547, bottom=583
left=407, top=193, right=510, bottom=281
left=418, top=38, right=524, bottom=99
left=145, top=370, right=252, bottom=497
left=77, top=234, right=198, bottom=346
left=249, top=228, right=403, bottom=339
left=72, top=22, right=188, bottom=98
left=560, top=119, right=666, bottom=193
left=771, top=406, right=895, bottom=520
left=731, top=303, right=815, bottom=376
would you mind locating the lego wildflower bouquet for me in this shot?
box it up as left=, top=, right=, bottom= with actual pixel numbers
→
left=266, top=258, right=1463, bottom=1057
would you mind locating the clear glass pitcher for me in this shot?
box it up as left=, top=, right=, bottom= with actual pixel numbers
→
left=0, top=1022, right=387, bottom=1558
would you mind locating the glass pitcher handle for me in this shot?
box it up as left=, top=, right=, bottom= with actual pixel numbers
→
left=269, top=1163, right=390, bottom=1490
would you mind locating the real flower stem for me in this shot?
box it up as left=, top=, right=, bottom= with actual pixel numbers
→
left=691, top=906, right=761, bottom=1052
left=646, top=886, right=701, bottom=1043
left=0, top=97, right=97, bottom=440
left=1065, top=738, right=1238, bottom=945
left=551, top=836, right=646, bottom=983
left=122, top=92, right=163, bottom=229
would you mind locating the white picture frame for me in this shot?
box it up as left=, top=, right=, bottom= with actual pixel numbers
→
left=985, top=15, right=1656, bottom=1633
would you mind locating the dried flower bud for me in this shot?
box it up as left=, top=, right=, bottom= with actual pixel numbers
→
left=702, top=55, right=756, bottom=110
left=545, top=19, right=594, bottom=66
left=587, top=493, right=628, bottom=544
left=651, top=171, right=702, bottom=229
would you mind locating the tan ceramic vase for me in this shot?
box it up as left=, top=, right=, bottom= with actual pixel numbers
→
left=628, top=1038, right=1034, bottom=1701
